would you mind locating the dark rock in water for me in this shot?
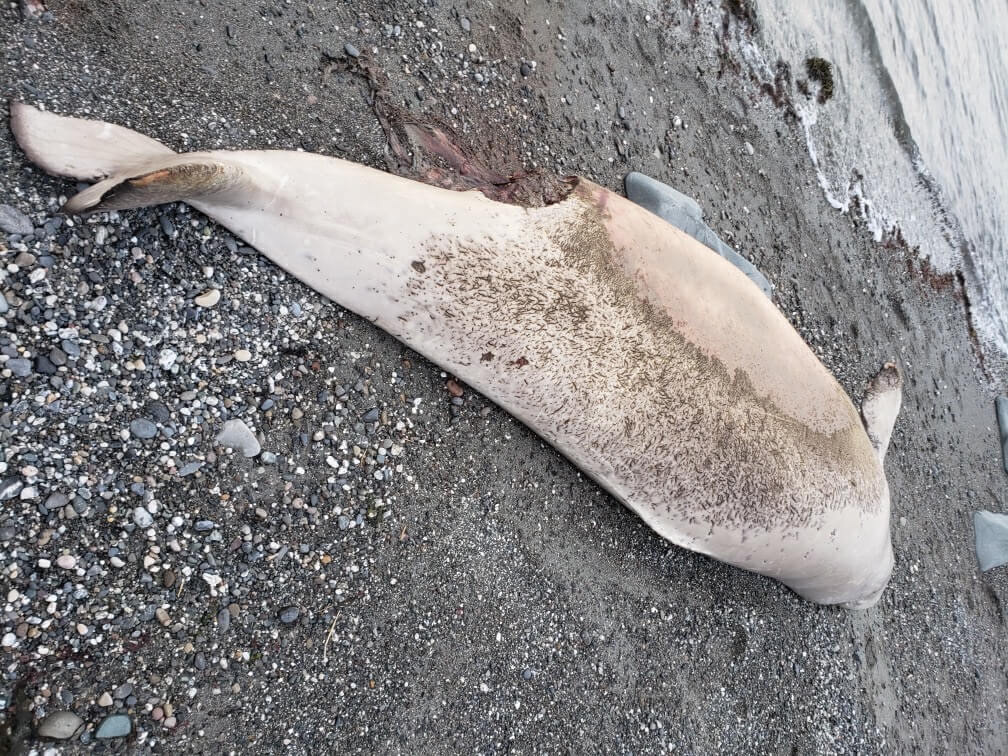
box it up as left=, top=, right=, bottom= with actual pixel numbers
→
left=0, top=204, right=33, bottom=235
left=623, top=172, right=774, bottom=298
left=996, top=396, right=1008, bottom=474
left=974, top=510, right=1008, bottom=571
left=95, top=714, right=132, bottom=739
left=805, top=56, right=835, bottom=103
left=37, top=710, right=84, bottom=739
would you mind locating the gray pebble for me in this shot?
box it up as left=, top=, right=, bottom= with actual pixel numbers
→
left=0, top=478, right=23, bottom=501
left=133, top=507, right=154, bottom=528
left=362, top=407, right=380, bottom=423
left=345, top=42, right=360, bottom=58
left=129, top=418, right=158, bottom=439
left=216, top=419, right=261, bottom=457
left=45, top=492, right=68, bottom=512
left=195, top=519, right=215, bottom=532
left=179, top=461, right=203, bottom=477
left=37, top=710, right=84, bottom=739
left=114, top=683, right=133, bottom=699
left=34, top=355, right=57, bottom=375
left=461, top=16, right=471, bottom=32
left=260, top=451, right=277, bottom=464
left=279, top=606, right=300, bottom=624
left=217, top=607, right=231, bottom=632
left=95, top=714, right=132, bottom=739
left=6, top=358, right=31, bottom=377
left=0, top=204, right=33, bottom=235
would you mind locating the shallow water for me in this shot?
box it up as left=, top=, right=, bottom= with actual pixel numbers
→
left=753, top=0, right=1008, bottom=361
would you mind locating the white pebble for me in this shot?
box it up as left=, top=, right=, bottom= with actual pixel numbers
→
left=194, top=289, right=221, bottom=308
left=56, top=555, right=76, bottom=570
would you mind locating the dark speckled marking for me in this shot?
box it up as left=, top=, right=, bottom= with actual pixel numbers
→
left=407, top=193, right=883, bottom=535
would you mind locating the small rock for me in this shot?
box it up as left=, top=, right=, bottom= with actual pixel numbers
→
left=34, top=355, right=57, bottom=375
left=129, top=418, right=158, bottom=440
left=744, top=141, right=755, bottom=155
left=56, top=555, right=77, bottom=570
left=178, top=461, right=203, bottom=477
left=155, top=607, right=171, bottom=626
left=344, top=42, right=360, bottom=58
left=520, top=61, right=532, bottom=77
left=95, top=714, right=132, bottom=739
left=362, top=407, right=380, bottom=423
left=158, top=348, right=178, bottom=370
left=37, top=711, right=84, bottom=739
left=279, top=606, right=300, bottom=624
left=98, top=692, right=114, bottom=707
left=195, top=519, right=215, bottom=532
left=194, top=289, right=221, bottom=308
left=216, top=419, right=261, bottom=457
left=133, top=507, right=154, bottom=528
left=233, top=348, right=252, bottom=362
left=0, top=477, right=23, bottom=501
left=6, top=358, right=32, bottom=378
left=0, top=204, right=33, bottom=235
left=217, top=607, right=231, bottom=632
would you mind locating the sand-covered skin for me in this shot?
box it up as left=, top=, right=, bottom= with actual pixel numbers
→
left=0, top=1, right=1005, bottom=753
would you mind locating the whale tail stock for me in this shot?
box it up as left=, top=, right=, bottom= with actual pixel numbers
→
left=9, top=101, right=242, bottom=215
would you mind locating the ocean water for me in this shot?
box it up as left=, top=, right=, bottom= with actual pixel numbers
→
left=748, top=0, right=1008, bottom=363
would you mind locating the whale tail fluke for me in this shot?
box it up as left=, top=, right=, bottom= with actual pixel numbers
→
left=10, top=102, right=243, bottom=215
left=60, top=160, right=245, bottom=214
left=9, top=100, right=175, bottom=182
left=861, top=361, right=903, bottom=462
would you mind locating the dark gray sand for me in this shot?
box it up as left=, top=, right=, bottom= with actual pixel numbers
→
left=1, top=1, right=1006, bottom=753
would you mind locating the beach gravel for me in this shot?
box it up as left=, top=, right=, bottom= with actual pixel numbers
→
left=0, top=1, right=1005, bottom=754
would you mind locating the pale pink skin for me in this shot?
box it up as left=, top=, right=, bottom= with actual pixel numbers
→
left=10, top=102, right=899, bottom=607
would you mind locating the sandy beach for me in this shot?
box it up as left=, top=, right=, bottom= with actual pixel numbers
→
left=1, top=0, right=1005, bottom=752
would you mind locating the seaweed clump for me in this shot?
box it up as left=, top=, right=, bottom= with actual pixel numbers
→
left=722, top=0, right=758, bottom=29
left=805, top=57, right=835, bottom=104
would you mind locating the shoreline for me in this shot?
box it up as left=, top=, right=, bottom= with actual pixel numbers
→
left=1, top=1, right=1005, bottom=753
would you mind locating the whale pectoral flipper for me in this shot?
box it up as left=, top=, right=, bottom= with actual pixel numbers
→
left=861, top=361, right=903, bottom=462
